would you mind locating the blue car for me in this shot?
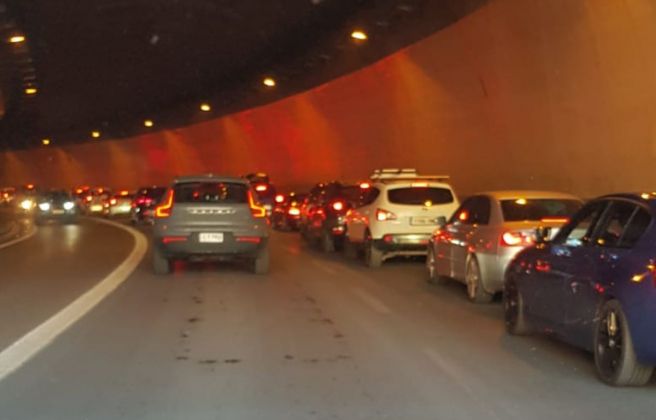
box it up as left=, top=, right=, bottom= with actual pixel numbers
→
left=504, top=193, right=656, bottom=386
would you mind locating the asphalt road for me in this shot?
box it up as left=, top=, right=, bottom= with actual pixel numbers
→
left=1, top=220, right=655, bottom=420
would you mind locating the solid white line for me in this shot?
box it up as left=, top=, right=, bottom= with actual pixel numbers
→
left=0, top=218, right=147, bottom=382
left=351, top=287, right=392, bottom=315
left=0, top=223, right=37, bottom=250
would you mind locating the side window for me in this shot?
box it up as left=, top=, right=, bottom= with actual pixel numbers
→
left=553, top=201, right=607, bottom=247
left=595, top=201, right=636, bottom=248
left=449, top=196, right=490, bottom=225
left=618, top=208, right=652, bottom=248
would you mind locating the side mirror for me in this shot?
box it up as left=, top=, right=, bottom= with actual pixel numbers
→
left=436, top=216, right=447, bottom=228
left=535, top=226, right=552, bottom=244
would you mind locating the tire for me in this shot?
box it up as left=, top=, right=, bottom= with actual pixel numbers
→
left=252, top=247, right=270, bottom=275
left=152, top=246, right=172, bottom=275
left=465, top=256, right=493, bottom=303
left=504, top=277, right=531, bottom=335
left=426, top=248, right=447, bottom=285
left=321, top=230, right=335, bottom=253
left=364, top=235, right=383, bottom=268
left=343, top=236, right=358, bottom=260
left=594, top=300, right=653, bottom=386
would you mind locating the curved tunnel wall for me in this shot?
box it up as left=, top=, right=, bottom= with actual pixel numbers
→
left=2, top=0, right=656, bottom=197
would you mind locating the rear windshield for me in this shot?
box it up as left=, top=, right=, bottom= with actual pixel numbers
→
left=501, top=199, right=582, bottom=222
left=173, top=182, right=248, bottom=204
left=42, top=191, right=71, bottom=200
left=387, top=187, right=454, bottom=205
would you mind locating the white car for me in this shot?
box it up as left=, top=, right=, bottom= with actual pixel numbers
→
left=343, top=169, right=460, bottom=267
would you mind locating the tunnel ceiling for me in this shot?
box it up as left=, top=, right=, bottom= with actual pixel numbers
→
left=0, top=0, right=485, bottom=150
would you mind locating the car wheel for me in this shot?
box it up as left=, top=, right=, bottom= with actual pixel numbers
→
left=364, top=234, right=383, bottom=268
left=504, top=276, right=531, bottom=335
left=343, top=236, right=358, bottom=260
left=594, top=299, right=653, bottom=386
left=321, top=230, right=335, bottom=253
left=426, top=248, right=447, bottom=285
left=465, top=256, right=493, bottom=303
left=252, top=247, right=270, bottom=275
left=152, top=246, right=172, bottom=275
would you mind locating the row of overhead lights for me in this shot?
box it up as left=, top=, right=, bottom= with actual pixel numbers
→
left=21, top=29, right=368, bottom=147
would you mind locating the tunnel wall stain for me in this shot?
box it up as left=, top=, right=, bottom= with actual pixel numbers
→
left=2, top=0, right=656, bottom=197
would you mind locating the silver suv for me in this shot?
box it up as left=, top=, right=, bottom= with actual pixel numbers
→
left=152, top=175, right=270, bottom=275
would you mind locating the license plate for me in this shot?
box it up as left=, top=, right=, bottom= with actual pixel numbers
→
left=199, top=232, right=224, bottom=243
left=411, top=216, right=435, bottom=226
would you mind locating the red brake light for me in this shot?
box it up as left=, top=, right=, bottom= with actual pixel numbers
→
left=376, top=208, right=397, bottom=222
left=162, top=236, right=187, bottom=244
left=249, top=191, right=267, bottom=218
left=255, top=184, right=268, bottom=192
left=412, top=182, right=428, bottom=188
left=500, top=231, right=534, bottom=247
left=359, top=182, right=371, bottom=189
left=155, top=190, right=174, bottom=218
left=109, top=198, right=117, bottom=206
left=85, top=196, right=92, bottom=202
left=275, top=194, right=285, bottom=203
left=288, top=207, right=301, bottom=216
left=332, top=201, right=345, bottom=211
left=236, top=236, right=262, bottom=244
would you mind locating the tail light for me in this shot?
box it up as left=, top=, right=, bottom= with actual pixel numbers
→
left=376, top=208, right=397, bottom=222
left=275, top=194, right=285, bottom=203
left=85, top=196, right=92, bottom=202
left=109, top=198, right=117, bottom=206
left=248, top=191, right=267, bottom=218
left=359, top=182, right=371, bottom=189
left=412, top=182, right=428, bottom=187
left=155, top=190, right=174, bottom=218
left=500, top=231, right=534, bottom=247
left=288, top=207, right=301, bottom=216
left=540, top=217, right=569, bottom=224
left=255, top=184, right=268, bottom=192
left=236, top=236, right=262, bottom=244
left=332, top=201, right=345, bottom=212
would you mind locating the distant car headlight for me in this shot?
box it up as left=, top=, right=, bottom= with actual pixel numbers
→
left=38, top=202, right=51, bottom=211
left=20, top=199, right=33, bottom=210
left=63, top=201, right=75, bottom=210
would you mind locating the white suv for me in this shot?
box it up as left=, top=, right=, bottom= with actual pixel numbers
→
left=344, top=169, right=459, bottom=268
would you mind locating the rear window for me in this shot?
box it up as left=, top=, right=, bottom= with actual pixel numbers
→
left=387, top=187, right=454, bottom=205
left=501, top=199, right=582, bottom=222
left=173, top=182, right=248, bottom=204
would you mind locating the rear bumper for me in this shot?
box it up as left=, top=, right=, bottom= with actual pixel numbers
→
left=373, top=233, right=431, bottom=256
left=154, top=228, right=268, bottom=258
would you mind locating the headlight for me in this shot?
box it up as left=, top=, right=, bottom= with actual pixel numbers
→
left=38, top=202, right=51, bottom=211
left=63, top=201, right=75, bottom=210
left=20, top=199, right=33, bottom=210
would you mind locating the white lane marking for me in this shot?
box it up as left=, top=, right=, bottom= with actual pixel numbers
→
left=311, top=259, right=338, bottom=275
left=0, top=223, right=37, bottom=250
left=0, top=218, right=147, bottom=382
left=351, top=287, right=392, bottom=315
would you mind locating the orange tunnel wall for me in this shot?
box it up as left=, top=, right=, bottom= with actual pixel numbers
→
left=2, top=0, right=656, bottom=197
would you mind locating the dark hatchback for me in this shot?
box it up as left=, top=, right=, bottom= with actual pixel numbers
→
left=131, top=186, right=167, bottom=225
left=34, top=190, right=79, bottom=224
left=504, top=193, right=656, bottom=386
left=299, top=182, right=361, bottom=252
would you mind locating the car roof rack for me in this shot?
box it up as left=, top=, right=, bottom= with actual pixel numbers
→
left=370, top=168, right=450, bottom=183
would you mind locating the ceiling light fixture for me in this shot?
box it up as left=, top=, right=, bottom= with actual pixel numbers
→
left=200, top=103, right=211, bottom=112
left=42, top=138, right=50, bottom=146
left=9, top=35, right=25, bottom=44
left=263, top=77, right=276, bottom=87
left=24, top=87, right=38, bottom=95
left=91, top=131, right=101, bottom=139
left=144, top=119, right=154, bottom=127
left=351, top=30, right=368, bottom=41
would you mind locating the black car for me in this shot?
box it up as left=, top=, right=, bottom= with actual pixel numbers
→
left=299, top=182, right=361, bottom=252
left=243, top=173, right=277, bottom=215
left=131, top=186, right=167, bottom=225
left=34, top=190, right=79, bottom=224
left=271, top=192, right=307, bottom=231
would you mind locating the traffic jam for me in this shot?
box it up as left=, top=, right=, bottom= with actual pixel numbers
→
left=2, top=168, right=655, bottom=387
